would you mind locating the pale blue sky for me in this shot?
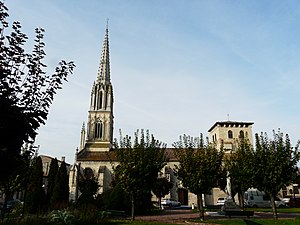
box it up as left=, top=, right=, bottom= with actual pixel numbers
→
left=5, top=0, right=300, bottom=162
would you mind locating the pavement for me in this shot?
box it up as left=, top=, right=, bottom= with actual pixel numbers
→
left=134, top=208, right=300, bottom=224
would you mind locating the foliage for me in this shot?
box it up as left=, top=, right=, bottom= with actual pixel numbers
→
left=98, top=184, right=131, bottom=212
left=77, top=167, right=99, bottom=208
left=252, top=130, right=300, bottom=219
left=73, top=207, right=107, bottom=225
left=78, top=168, right=99, bottom=194
left=47, top=158, right=59, bottom=209
left=50, top=161, right=69, bottom=209
left=152, top=177, right=173, bottom=208
left=224, top=137, right=254, bottom=208
left=25, top=156, right=45, bottom=214
left=113, top=129, right=167, bottom=220
left=0, top=0, right=75, bottom=192
left=49, top=210, right=75, bottom=225
left=0, top=144, right=34, bottom=218
left=76, top=189, right=96, bottom=207
left=173, top=134, right=224, bottom=220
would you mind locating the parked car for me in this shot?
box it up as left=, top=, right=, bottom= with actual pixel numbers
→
left=244, top=189, right=285, bottom=208
left=161, top=198, right=181, bottom=207
left=217, top=197, right=226, bottom=206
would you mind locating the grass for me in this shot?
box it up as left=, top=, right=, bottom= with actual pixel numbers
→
left=1, top=207, right=300, bottom=225
left=251, top=207, right=300, bottom=213
left=198, top=218, right=300, bottom=225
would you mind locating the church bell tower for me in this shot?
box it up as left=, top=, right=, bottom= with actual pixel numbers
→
left=80, top=25, right=114, bottom=152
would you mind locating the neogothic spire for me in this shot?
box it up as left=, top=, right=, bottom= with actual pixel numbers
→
left=97, top=24, right=110, bottom=84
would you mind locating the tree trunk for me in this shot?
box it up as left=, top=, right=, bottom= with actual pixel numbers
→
left=159, top=197, right=161, bottom=209
left=270, top=195, right=278, bottom=219
left=131, top=198, right=135, bottom=221
left=197, top=194, right=205, bottom=221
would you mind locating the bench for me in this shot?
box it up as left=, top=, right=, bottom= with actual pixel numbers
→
left=224, top=210, right=254, bottom=218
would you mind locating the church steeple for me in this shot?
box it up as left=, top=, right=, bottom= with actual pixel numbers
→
left=82, top=25, right=114, bottom=151
left=97, top=24, right=110, bottom=84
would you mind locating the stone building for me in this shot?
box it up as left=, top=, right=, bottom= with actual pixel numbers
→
left=68, top=25, right=255, bottom=206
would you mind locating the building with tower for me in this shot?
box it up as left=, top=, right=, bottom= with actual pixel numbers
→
left=68, top=25, right=255, bottom=206
left=208, top=121, right=254, bottom=153
left=69, top=25, right=116, bottom=201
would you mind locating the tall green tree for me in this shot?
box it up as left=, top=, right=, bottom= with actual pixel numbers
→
left=224, top=137, right=254, bottom=209
left=50, top=161, right=69, bottom=209
left=113, top=129, right=167, bottom=221
left=152, top=177, right=173, bottom=208
left=0, top=0, right=75, bottom=200
left=25, top=156, right=45, bottom=214
left=46, top=158, right=58, bottom=209
left=253, top=130, right=300, bottom=219
left=174, top=134, right=224, bottom=221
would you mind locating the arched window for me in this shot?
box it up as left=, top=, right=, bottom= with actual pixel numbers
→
left=99, top=91, right=103, bottom=109
left=240, top=130, right=244, bottom=138
left=94, top=121, right=103, bottom=139
left=105, top=92, right=108, bottom=109
left=228, top=130, right=233, bottom=139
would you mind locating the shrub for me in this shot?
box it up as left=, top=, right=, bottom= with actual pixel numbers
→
left=49, top=210, right=75, bottom=225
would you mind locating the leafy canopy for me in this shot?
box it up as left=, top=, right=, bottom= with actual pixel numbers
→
left=113, top=129, right=167, bottom=219
left=0, top=1, right=75, bottom=185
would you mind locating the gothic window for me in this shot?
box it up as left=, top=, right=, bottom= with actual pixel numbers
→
left=240, top=130, right=244, bottom=138
left=93, top=91, right=97, bottom=110
left=228, top=130, right=233, bottom=139
left=99, top=91, right=103, bottom=109
left=95, top=121, right=103, bottom=139
left=105, top=92, right=108, bottom=109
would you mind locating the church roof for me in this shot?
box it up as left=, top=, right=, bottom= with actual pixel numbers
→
left=76, top=148, right=178, bottom=162
left=208, top=121, right=254, bottom=132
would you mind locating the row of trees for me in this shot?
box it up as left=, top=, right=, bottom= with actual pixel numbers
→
left=107, top=129, right=299, bottom=221
left=25, top=156, right=69, bottom=214
left=225, top=131, right=300, bottom=219
left=174, top=131, right=300, bottom=220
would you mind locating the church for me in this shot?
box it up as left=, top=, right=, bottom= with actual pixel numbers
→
left=68, top=25, right=254, bottom=206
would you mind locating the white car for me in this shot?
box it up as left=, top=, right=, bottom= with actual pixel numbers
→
left=217, top=197, right=226, bottom=206
left=161, top=198, right=181, bottom=207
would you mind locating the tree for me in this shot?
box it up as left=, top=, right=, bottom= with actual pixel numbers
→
left=25, top=156, right=45, bottom=214
left=224, top=137, right=254, bottom=209
left=0, top=144, right=33, bottom=218
left=252, top=130, right=300, bottom=219
left=152, top=177, right=173, bottom=208
left=50, top=161, right=69, bottom=209
left=77, top=167, right=99, bottom=207
left=0, top=0, right=75, bottom=194
left=113, top=129, right=167, bottom=220
left=174, top=134, right=224, bottom=221
left=46, top=158, right=58, bottom=209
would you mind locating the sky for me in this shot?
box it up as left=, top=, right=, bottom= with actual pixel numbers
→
left=5, top=0, right=300, bottom=163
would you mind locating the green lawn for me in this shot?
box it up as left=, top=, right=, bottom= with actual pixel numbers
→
left=94, top=218, right=300, bottom=225
left=199, top=218, right=300, bottom=225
